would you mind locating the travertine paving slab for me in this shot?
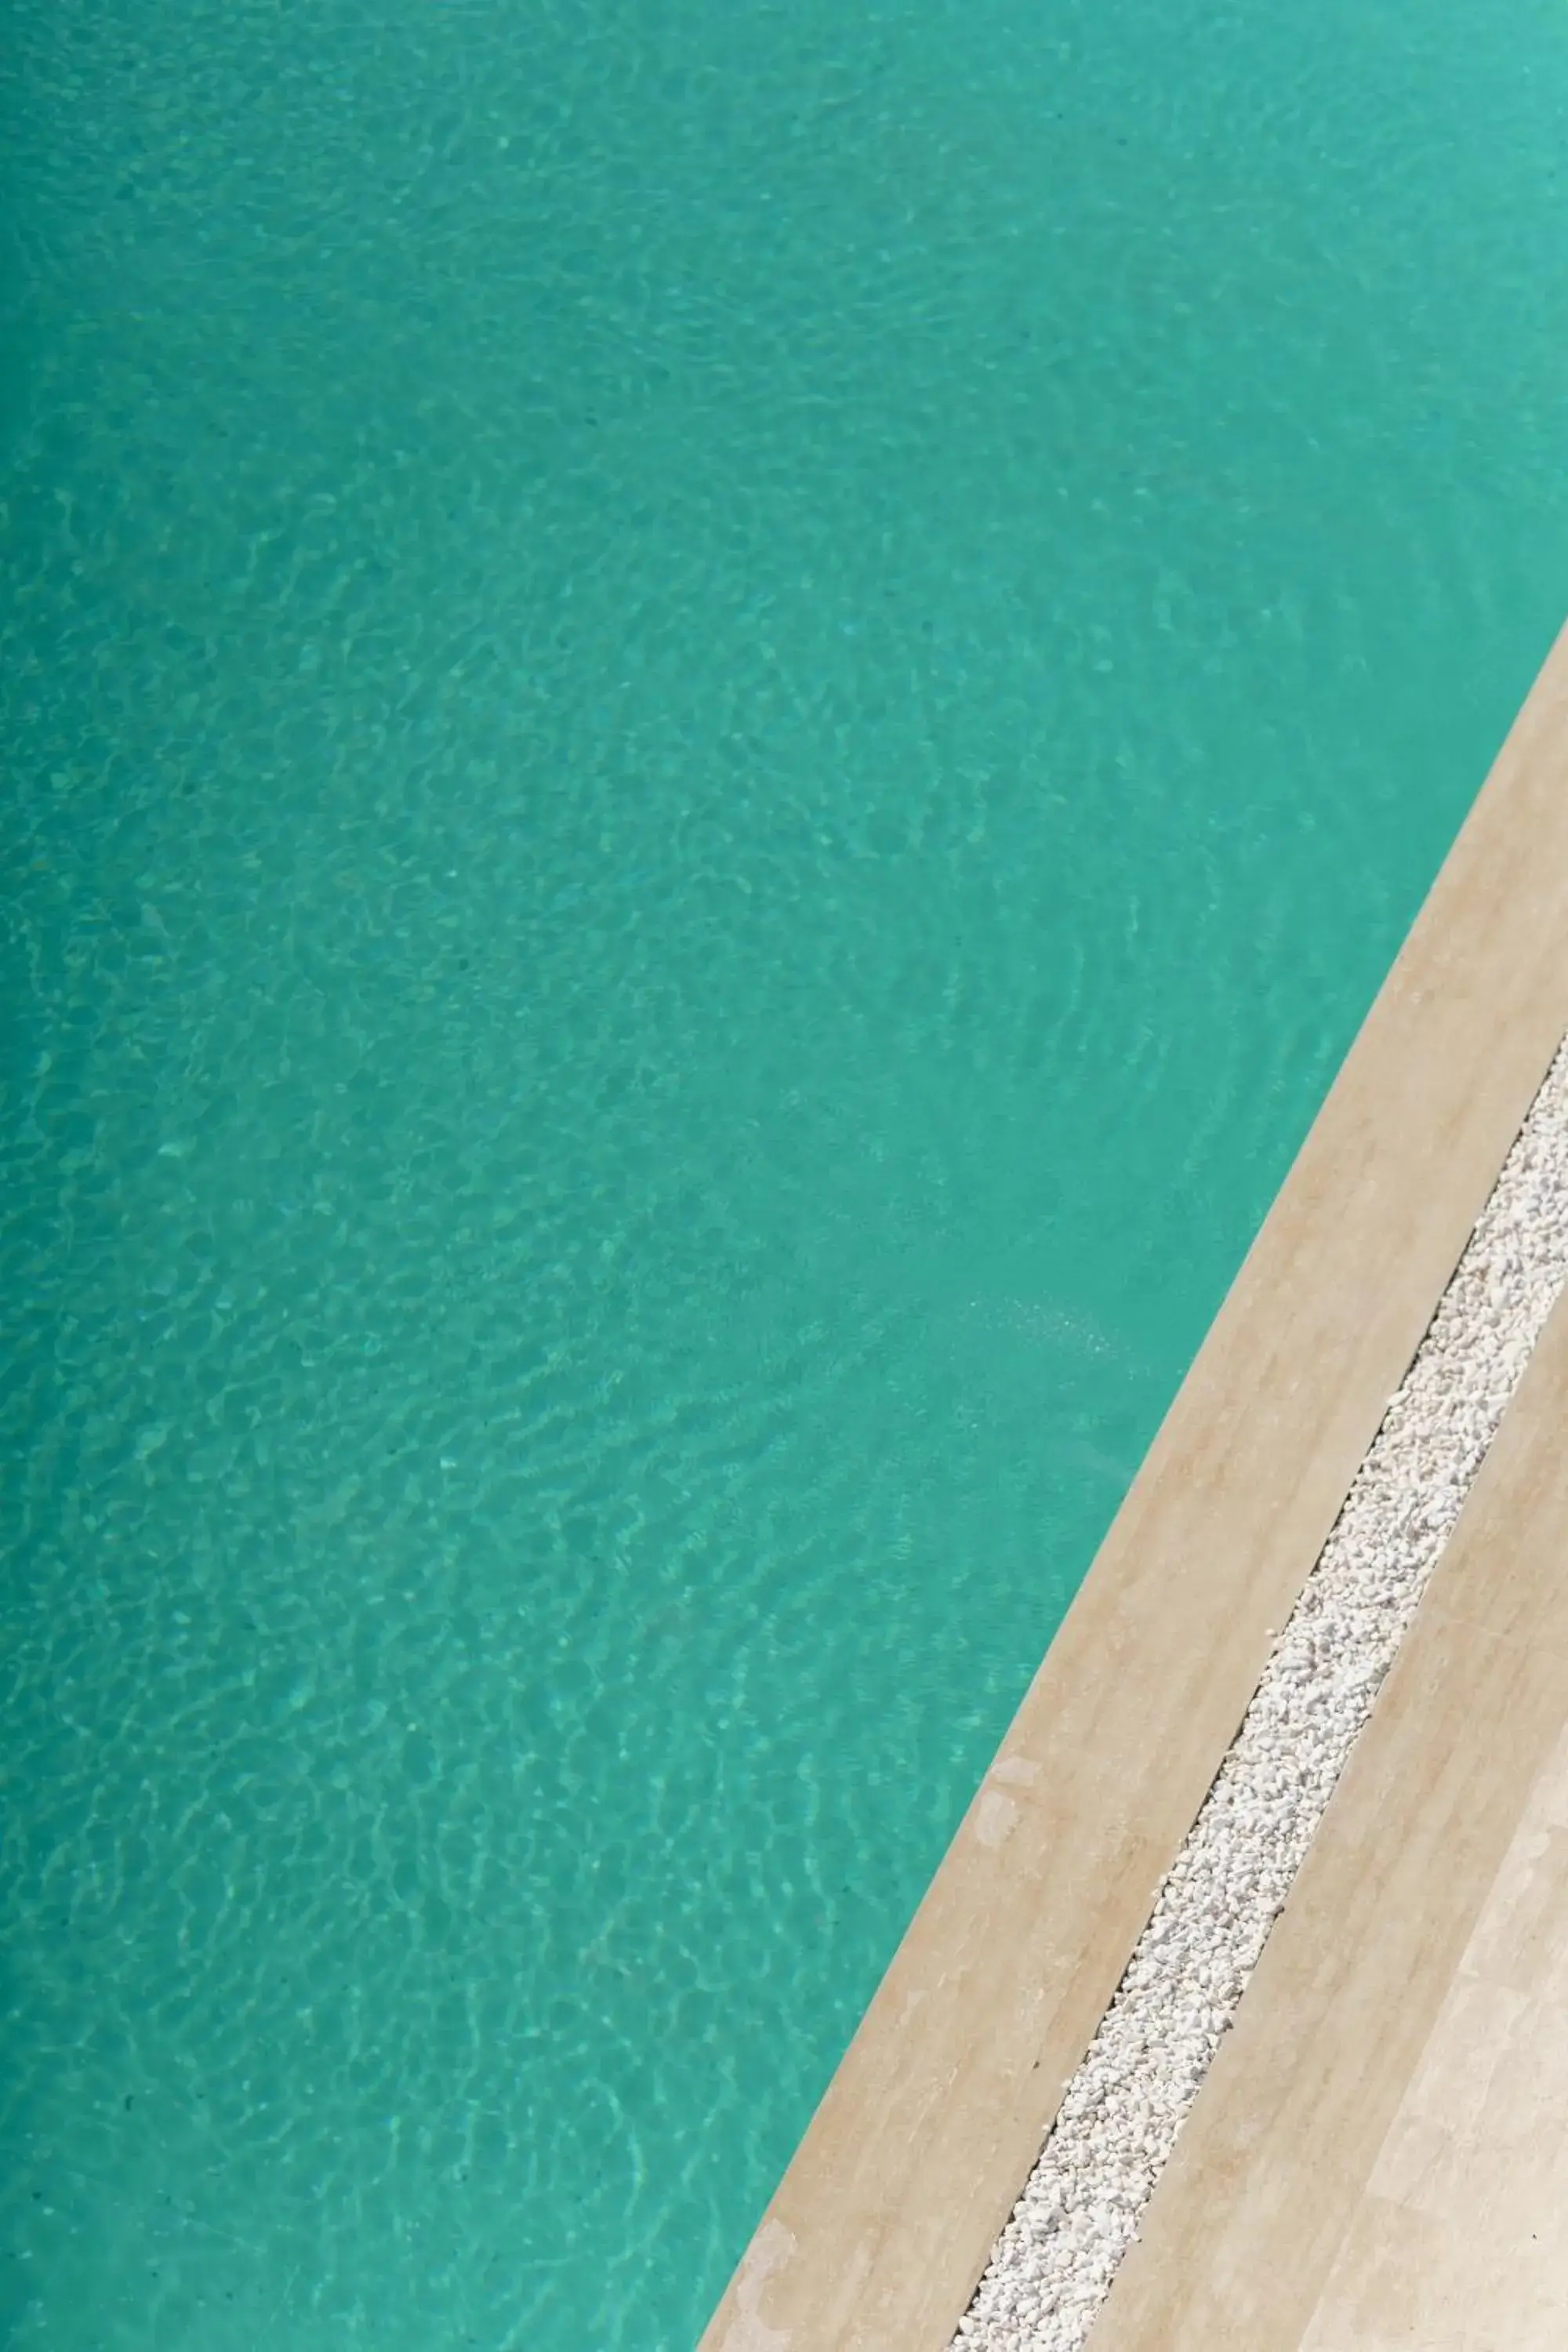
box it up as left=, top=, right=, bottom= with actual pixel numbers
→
left=700, top=628, right=1568, bottom=2352
left=1091, top=1282, right=1568, bottom=2352
left=1301, top=1725, right=1568, bottom=2352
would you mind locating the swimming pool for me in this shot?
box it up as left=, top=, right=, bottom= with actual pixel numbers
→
left=4, top=0, right=1566, bottom=2345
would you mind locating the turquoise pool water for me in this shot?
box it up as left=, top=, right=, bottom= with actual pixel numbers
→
left=4, top=0, right=1567, bottom=2343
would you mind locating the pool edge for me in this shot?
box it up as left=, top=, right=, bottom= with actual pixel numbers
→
left=698, top=617, right=1568, bottom=2352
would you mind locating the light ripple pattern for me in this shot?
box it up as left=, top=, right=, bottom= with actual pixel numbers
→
left=956, top=1036, right=1568, bottom=2352
left=5, top=0, right=1568, bottom=2347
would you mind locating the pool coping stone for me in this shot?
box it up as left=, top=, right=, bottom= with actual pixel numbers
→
left=699, top=617, right=1568, bottom=2352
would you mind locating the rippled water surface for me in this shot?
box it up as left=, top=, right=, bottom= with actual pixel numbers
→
left=4, top=0, right=1567, bottom=2343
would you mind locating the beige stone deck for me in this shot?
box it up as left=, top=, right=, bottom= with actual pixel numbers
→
left=1092, top=1276, right=1568, bottom=2352
left=700, top=621, right=1568, bottom=2352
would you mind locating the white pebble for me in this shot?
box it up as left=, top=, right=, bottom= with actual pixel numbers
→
left=955, top=1036, right=1568, bottom=2352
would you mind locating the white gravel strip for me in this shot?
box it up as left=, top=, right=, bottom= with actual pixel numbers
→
left=954, top=1034, right=1568, bottom=2352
